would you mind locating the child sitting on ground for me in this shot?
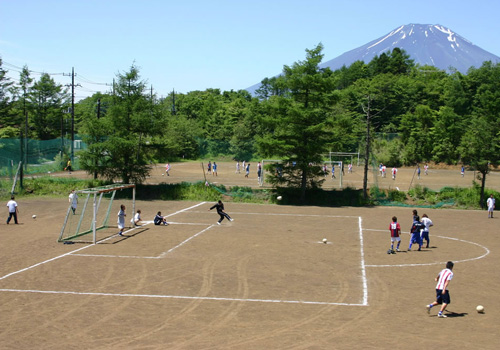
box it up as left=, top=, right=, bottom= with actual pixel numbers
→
left=154, top=211, right=169, bottom=226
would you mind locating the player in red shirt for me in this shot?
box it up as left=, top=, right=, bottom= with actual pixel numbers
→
left=388, top=216, right=402, bottom=254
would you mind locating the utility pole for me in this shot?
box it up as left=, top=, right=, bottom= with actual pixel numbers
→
left=362, top=96, right=372, bottom=201
left=64, top=67, right=80, bottom=165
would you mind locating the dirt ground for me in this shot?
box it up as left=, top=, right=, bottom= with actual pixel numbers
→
left=50, top=161, right=500, bottom=192
left=1, top=162, right=499, bottom=349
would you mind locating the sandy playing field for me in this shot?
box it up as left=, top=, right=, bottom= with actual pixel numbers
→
left=1, top=162, right=499, bottom=349
left=52, top=161, right=500, bottom=193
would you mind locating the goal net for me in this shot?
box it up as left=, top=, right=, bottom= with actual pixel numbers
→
left=58, top=184, right=136, bottom=244
left=321, top=160, right=343, bottom=188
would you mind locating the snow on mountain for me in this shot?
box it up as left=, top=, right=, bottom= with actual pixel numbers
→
left=247, top=24, right=500, bottom=94
left=319, top=23, right=500, bottom=73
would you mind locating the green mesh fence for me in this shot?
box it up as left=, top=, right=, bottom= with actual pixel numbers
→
left=0, top=136, right=87, bottom=176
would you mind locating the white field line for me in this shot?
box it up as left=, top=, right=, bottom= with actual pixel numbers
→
left=0, top=202, right=207, bottom=281
left=0, top=288, right=366, bottom=306
left=365, top=234, right=490, bottom=268
left=0, top=208, right=369, bottom=306
left=191, top=211, right=359, bottom=219
left=358, top=217, right=369, bottom=306
left=158, top=225, right=214, bottom=258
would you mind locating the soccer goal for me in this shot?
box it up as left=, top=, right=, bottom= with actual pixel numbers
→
left=58, top=184, right=136, bottom=244
left=322, top=160, right=343, bottom=188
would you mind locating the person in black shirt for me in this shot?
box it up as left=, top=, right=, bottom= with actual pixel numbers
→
left=209, top=200, right=233, bottom=225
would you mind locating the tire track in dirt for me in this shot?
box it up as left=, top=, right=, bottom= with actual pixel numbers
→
left=0, top=256, right=122, bottom=347
left=165, top=255, right=253, bottom=350
left=98, top=259, right=218, bottom=349
left=86, top=258, right=151, bottom=338
left=206, top=270, right=353, bottom=350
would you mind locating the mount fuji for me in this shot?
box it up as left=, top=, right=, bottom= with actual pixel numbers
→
left=247, top=24, right=500, bottom=93
left=319, top=23, right=500, bottom=73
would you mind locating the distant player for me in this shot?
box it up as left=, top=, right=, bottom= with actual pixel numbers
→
left=487, top=194, right=495, bottom=218
left=68, top=189, right=78, bottom=215
left=245, top=163, right=250, bottom=178
left=348, top=163, right=353, bottom=174
left=236, top=161, right=240, bottom=174
left=424, top=163, right=429, bottom=175
left=6, top=195, right=19, bottom=224
left=165, top=163, right=171, bottom=176
left=460, top=165, right=465, bottom=177
left=388, top=216, right=402, bottom=253
left=417, top=165, right=421, bottom=179
left=117, top=204, right=126, bottom=236
left=426, top=261, right=454, bottom=318
left=391, top=167, right=397, bottom=180
left=382, top=164, right=387, bottom=178
left=212, top=162, right=218, bottom=176
left=208, top=200, right=233, bottom=225
left=331, top=164, right=336, bottom=179
left=207, top=161, right=212, bottom=174
left=421, top=213, right=433, bottom=248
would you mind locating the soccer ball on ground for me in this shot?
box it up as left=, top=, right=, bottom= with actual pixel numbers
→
left=322, top=238, right=328, bottom=244
left=476, top=305, right=485, bottom=313
left=32, top=215, right=37, bottom=219
left=277, top=196, right=282, bottom=201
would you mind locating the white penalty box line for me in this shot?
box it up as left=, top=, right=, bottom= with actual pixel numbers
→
left=0, top=206, right=369, bottom=307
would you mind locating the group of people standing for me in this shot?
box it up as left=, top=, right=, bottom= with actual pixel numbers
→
left=388, top=209, right=433, bottom=254
left=389, top=210, right=456, bottom=318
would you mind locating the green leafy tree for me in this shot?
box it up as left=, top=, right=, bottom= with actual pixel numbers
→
left=80, top=65, right=156, bottom=183
left=0, top=58, right=15, bottom=129
left=256, top=44, right=335, bottom=202
left=458, top=115, right=499, bottom=207
left=27, top=73, right=69, bottom=140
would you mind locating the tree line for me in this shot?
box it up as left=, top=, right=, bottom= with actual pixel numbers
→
left=1, top=45, right=499, bottom=203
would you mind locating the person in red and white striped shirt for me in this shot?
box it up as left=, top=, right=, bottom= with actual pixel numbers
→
left=426, top=261, right=454, bottom=318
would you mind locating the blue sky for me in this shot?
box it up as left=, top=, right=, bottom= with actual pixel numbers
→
left=1, top=0, right=500, bottom=100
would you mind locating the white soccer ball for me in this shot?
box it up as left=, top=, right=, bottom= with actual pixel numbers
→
left=162, top=173, right=165, bottom=176
left=277, top=196, right=282, bottom=201
left=32, top=215, right=37, bottom=219
left=476, top=305, right=484, bottom=313
left=322, top=238, right=328, bottom=243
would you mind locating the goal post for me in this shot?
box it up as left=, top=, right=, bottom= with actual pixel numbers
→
left=58, top=184, right=136, bottom=244
left=260, top=159, right=283, bottom=187
left=322, top=160, right=343, bottom=188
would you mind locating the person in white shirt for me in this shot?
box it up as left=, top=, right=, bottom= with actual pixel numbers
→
left=6, top=195, right=19, bottom=224
left=131, top=209, right=142, bottom=226
left=426, top=261, right=454, bottom=318
left=487, top=194, right=495, bottom=218
left=117, top=205, right=126, bottom=236
left=421, top=214, right=433, bottom=248
left=68, top=190, right=78, bottom=215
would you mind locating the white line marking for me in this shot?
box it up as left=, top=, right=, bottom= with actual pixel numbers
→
left=158, top=225, right=215, bottom=258
left=358, top=217, right=368, bottom=306
left=365, top=235, right=490, bottom=267
left=71, top=254, right=160, bottom=259
left=190, top=211, right=359, bottom=218
left=0, top=288, right=366, bottom=306
left=0, top=202, right=208, bottom=281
